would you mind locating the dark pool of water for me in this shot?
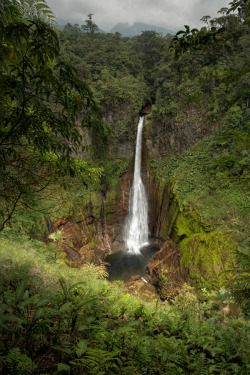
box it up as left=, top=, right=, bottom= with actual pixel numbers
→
left=106, top=244, right=160, bottom=282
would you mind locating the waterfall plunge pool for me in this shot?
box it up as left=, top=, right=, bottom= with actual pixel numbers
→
left=106, top=244, right=160, bottom=282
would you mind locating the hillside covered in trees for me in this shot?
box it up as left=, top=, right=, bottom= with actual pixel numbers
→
left=0, top=0, right=249, bottom=374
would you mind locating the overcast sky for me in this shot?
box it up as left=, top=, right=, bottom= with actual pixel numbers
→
left=46, top=0, right=230, bottom=31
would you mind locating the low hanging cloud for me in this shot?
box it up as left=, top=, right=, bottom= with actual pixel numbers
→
left=46, top=0, right=230, bottom=31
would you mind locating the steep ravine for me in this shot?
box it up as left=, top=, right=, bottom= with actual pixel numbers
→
left=51, top=114, right=238, bottom=300
left=53, top=167, right=236, bottom=300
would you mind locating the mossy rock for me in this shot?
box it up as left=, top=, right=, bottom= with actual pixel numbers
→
left=179, top=230, right=238, bottom=289
left=174, top=209, right=204, bottom=241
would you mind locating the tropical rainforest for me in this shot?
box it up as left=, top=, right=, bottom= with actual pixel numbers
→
left=0, top=0, right=249, bottom=374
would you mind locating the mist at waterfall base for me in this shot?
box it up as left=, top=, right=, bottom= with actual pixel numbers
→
left=106, top=244, right=160, bottom=282
left=107, top=116, right=159, bottom=282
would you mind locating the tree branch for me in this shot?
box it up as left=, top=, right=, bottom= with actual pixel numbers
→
left=0, top=191, right=22, bottom=231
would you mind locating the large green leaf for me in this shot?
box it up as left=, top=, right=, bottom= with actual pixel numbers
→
left=76, top=340, right=88, bottom=358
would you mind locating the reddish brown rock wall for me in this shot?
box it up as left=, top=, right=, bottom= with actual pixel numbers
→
left=147, top=240, right=190, bottom=300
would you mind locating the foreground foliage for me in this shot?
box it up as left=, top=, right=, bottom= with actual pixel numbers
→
left=0, top=0, right=105, bottom=231
left=0, top=239, right=249, bottom=374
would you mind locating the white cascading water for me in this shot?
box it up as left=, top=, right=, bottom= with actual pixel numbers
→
left=124, top=116, right=149, bottom=254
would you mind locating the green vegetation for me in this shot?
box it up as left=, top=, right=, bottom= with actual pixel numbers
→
left=150, top=119, right=249, bottom=292
left=146, top=0, right=249, bottom=301
left=0, top=238, right=250, bottom=374
left=58, top=24, right=167, bottom=160
left=150, top=0, right=249, bottom=156
left=0, top=0, right=250, bottom=373
left=150, top=120, right=249, bottom=246
left=0, top=0, right=105, bottom=230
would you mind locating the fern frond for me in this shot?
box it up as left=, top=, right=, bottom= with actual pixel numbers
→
left=194, top=353, right=208, bottom=375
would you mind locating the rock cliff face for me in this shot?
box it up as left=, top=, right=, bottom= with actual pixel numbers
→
left=102, top=171, right=133, bottom=251
left=146, top=175, right=174, bottom=240
left=145, top=173, right=238, bottom=290
left=102, top=110, right=136, bottom=162
left=52, top=170, right=134, bottom=265
left=145, top=106, right=218, bottom=159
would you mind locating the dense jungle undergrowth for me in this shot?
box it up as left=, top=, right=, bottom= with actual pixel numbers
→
left=0, top=238, right=250, bottom=374
left=0, top=0, right=250, bottom=373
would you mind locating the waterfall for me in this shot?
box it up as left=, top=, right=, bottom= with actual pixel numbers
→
left=124, top=116, right=149, bottom=254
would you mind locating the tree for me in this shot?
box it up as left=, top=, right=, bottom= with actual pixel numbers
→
left=0, top=1, right=105, bottom=230
left=81, top=13, right=98, bottom=34
left=200, top=15, right=211, bottom=28
left=218, top=7, right=229, bottom=16
left=228, top=0, right=250, bottom=23
left=131, top=31, right=167, bottom=98
left=171, top=0, right=249, bottom=58
left=15, top=0, right=56, bottom=24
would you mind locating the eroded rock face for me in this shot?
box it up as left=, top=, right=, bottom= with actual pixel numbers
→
left=147, top=240, right=190, bottom=300
left=63, top=245, right=82, bottom=267
left=51, top=171, right=134, bottom=266
left=144, top=107, right=217, bottom=159
left=103, top=171, right=133, bottom=251
left=102, top=111, right=135, bottom=161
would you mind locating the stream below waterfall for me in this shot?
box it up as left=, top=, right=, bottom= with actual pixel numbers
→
left=106, top=244, right=160, bottom=282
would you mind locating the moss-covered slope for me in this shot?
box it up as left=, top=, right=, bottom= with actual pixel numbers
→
left=148, top=117, right=249, bottom=289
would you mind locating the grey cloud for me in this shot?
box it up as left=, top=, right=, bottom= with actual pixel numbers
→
left=46, top=0, right=230, bottom=31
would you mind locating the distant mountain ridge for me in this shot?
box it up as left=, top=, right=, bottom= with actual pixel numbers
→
left=56, top=20, right=175, bottom=37
left=109, top=22, right=174, bottom=37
